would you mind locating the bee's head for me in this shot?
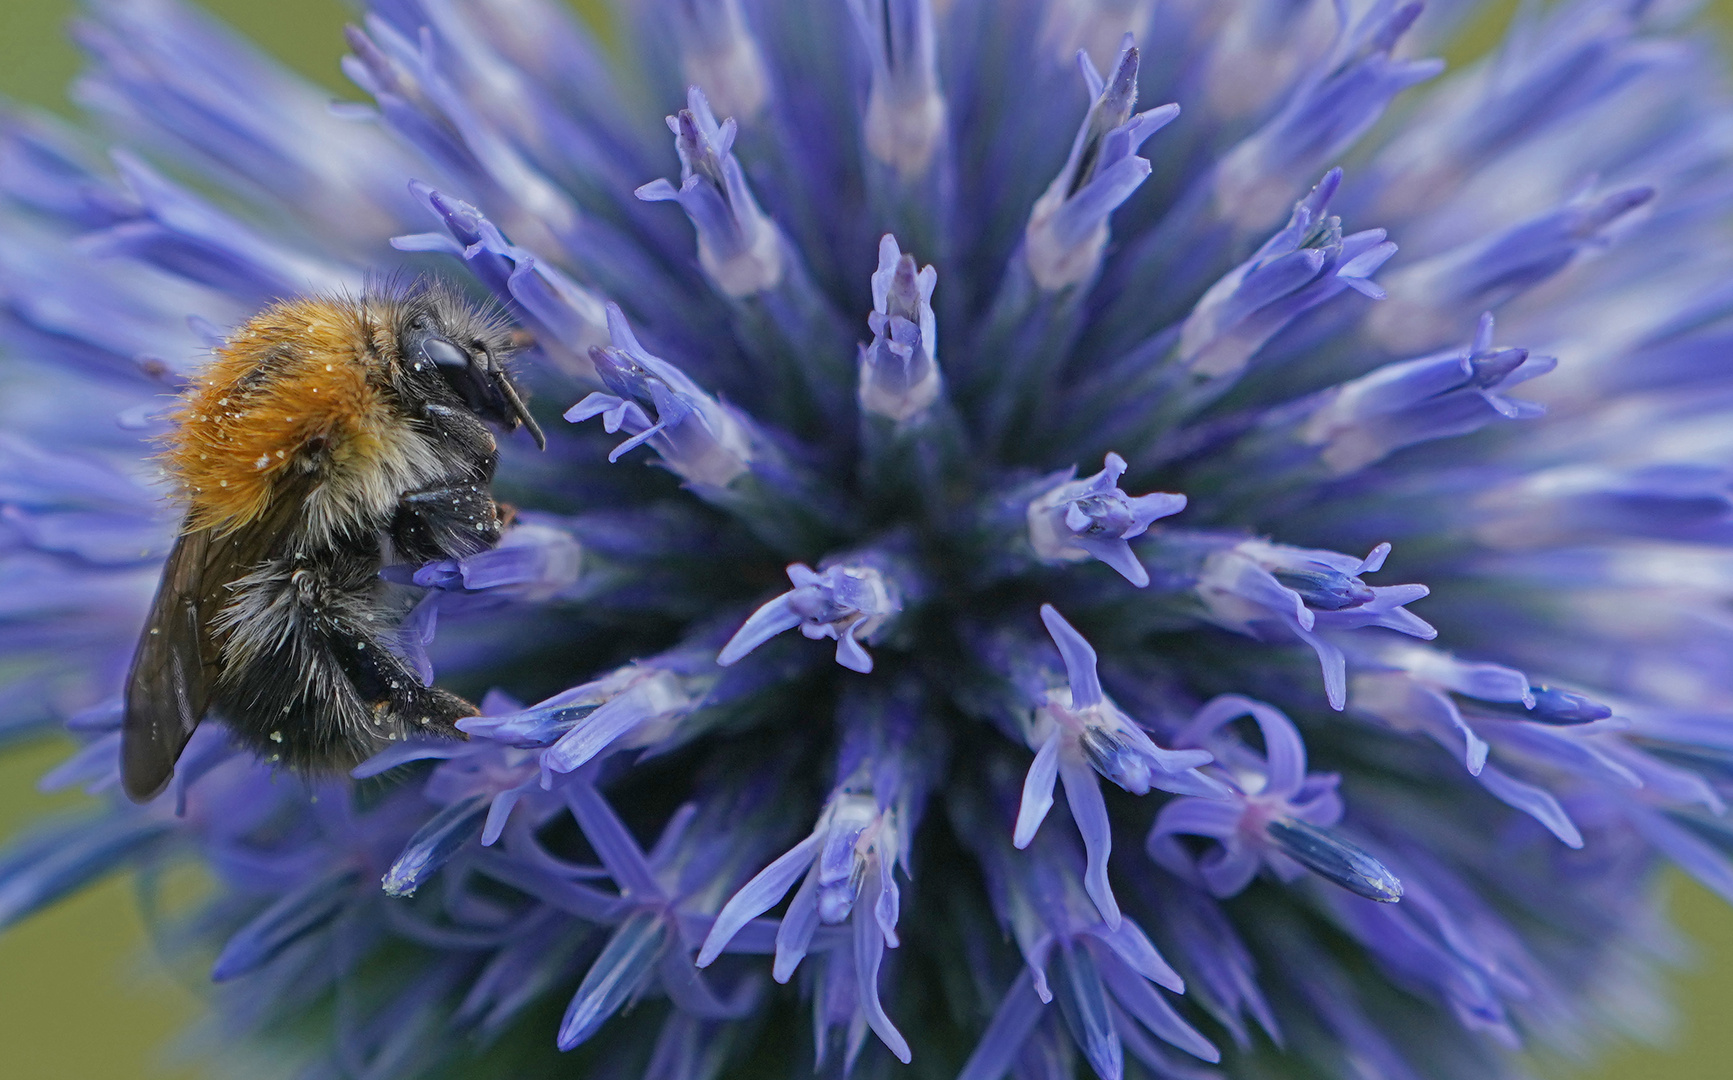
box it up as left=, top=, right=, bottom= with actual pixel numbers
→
left=394, top=286, right=547, bottom=450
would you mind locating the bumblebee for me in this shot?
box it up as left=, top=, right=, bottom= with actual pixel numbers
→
left=122, top=282, right=545, bottom=803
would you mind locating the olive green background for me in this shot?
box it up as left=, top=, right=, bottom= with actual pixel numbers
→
left=2, top=1, right=1733, bottom=1077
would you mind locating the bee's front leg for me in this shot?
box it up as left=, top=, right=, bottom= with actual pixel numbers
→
left=390, top=479, right=504, bottom=564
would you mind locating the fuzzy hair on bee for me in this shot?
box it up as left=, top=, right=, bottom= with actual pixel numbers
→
left=121, top=279, right=546, bottom=803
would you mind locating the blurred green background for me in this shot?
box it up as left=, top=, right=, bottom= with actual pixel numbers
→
left=3, top=1, right=1733, bottom=1077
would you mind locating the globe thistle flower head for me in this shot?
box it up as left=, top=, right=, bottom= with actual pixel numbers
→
left=4, top=1, right=1733, bottom=1079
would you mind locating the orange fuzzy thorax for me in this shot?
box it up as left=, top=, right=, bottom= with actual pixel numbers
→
left=167, top=298, right=399, bottom=536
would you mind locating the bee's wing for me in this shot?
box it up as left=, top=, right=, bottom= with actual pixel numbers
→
left=122, top=482, right=312, bottom=802
left=122, top=524, right=220, bottom=802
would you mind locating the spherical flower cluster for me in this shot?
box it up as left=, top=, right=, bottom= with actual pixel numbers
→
left=3, top=1, right=1733, bottom=1078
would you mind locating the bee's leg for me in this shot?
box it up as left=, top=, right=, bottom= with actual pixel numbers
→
left=390, top=480, right=503, bottom=564
left=318, top=612, right=477, bottom=738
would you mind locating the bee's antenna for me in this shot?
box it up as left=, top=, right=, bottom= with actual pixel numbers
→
left=497, top=374, right=547, bottom=450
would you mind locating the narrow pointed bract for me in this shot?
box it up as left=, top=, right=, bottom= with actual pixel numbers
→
left=670, top=0, right=772, bottom=121
left=847, top=0, right=948, bottom=180
left=5, top=1, right=1733, bottom=1078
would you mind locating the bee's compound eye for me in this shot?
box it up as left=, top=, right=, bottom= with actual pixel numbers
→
left=418, top=332, right=500, bottom=417
left=422, top=336, right=471, bottom=371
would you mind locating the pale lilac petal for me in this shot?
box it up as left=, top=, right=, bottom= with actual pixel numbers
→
left=562, top=783, right=662, bottom=898
left=716, top=596, right=804, bottom=666
left=1060, top=753, right=1121, bottom=929
left=773, top=864, right=823, bottom=983
left=1096, top=948, right=1221, bottom=1062
left=541, top=685, right=668, bottom=775
left=1085, top=917, right=1184, bottom=994
left=957, top=971, right=1046, bottom=1080
left=1040, top=604, right=1104, bottom=708
left=1477, top=766, right=1583, bottom=848
left=480, top=778, right=540, bottom=847
left=853, top=863, right=911, bottom=1063
left=1014, top=729, right=1064, bottom=849
left=1198, top=847, right=1262, bottom=898
left=1053, top=940, right=1122, bottom=1080
left=698, top=830, right=823, bottom=967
